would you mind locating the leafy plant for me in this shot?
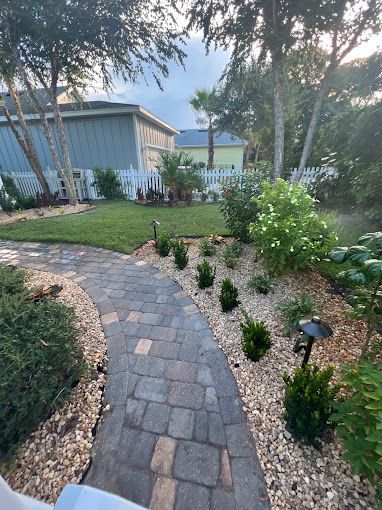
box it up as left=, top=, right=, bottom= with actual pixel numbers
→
left=219, top=278, right=240, bottom=312
left=0, top=264, right=85, bottom=458
left=0, top=174, right=35, bottom=211
left=92, top=166, right=125, bottom=199
left=331, top=361, right=382, bottom=501
left=172, top=238, right=189, bottom=269
left=247, top=274, right=274, bottom=294
left=196, top=260, right=216, bottom=288
left=283, top=364, right=339, bottom=447
left=219, top=170, right=270, bottom=242
left=199, top=238, right=216, bottom=256
left=250, top=179, right=337, bottom=274
left=329, top=232, right=382, bottom=356
left=221, top=242, right=243, bottom=269
left=277, top=293, right=317, bottom=336
left=156, top=233, right=172, bottom=257
left=240, top=311, right=271, bottom=361
left=156, top=151, right=205, bottom=202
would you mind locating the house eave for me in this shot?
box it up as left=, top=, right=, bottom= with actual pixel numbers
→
left=175, top=143, right=246, bottom=148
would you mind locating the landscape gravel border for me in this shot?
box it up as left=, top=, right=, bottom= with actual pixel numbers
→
left=1, top=269, right=107, bottom=504
left=135, top=239, right=377, bottom=510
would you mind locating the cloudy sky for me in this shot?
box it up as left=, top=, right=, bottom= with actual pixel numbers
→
left=86, top=36, right=230, bottom=130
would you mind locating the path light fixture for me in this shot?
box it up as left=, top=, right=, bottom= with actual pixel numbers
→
left=293, top=316, right=333, bottom=367
left=150, top=219, right=160, bottom=240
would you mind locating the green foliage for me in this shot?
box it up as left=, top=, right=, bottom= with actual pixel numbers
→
left=221, top=241, right=243, bottom=269
left=219, top=171, right=270, bottom=242
left=329, top=232, right=382, bottom=356
left=219, top=277, right=240, bottom=312
left=247, top=274, right=274, bottom=294
left=172, top=238, right=189, bottom=270
left=283, top=364, right=339, bottom=447
left=196, top=259, right=216, bottom=289
left=198, top=238, right=216, bottom=256
left=331, top=361, right=382, bottom=500
left=157, top=152, right=205, bottom=202
left=250, top=179, right=337, bottom=274
left=92, top=167, right=124, bottom=199
left=0, top=264, right=85, bottom=458
left=156, top=233, right=172, bottom=257
left=0, top=174, right=35, bottom=211
left=277, top=293, right=317, bottom=337
left=240, top=311, right=271, bottom=362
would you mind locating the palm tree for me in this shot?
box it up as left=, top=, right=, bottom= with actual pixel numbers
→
left=190, top=88, right=217, bottom=170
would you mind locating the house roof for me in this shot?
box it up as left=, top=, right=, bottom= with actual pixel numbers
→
left=0, top=86, right=69, bottom=115
left=175, top=129, right=246, bottom=147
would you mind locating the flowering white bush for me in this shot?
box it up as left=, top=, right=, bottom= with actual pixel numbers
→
left=249, top=179, right=337, bottom=274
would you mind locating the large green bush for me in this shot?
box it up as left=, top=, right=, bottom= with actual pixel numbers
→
left=92, top=167, right=125, bottom=199
left=0, top=265, right=85, bottom=458
left=250, top=179, right=337, bottom=274
left=331, top=361, right=382, bottom=502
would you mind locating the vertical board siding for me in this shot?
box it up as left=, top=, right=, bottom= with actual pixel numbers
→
left=136, top=117, right=175, bottom=171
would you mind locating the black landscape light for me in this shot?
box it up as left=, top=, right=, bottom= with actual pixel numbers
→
left=293, top=316, right=333, bottom=367
left=150, top=219, right=160, bottom=240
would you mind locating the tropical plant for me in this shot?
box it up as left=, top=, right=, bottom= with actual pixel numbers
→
left=329, top=232, right=382, bottom=356
left=331, top=360, right=382, bottom=502
left=190, top=88, right=217, bottom=169
left=196, top=260, right=216, bottom=289
left=277, top=293, right=318, bottom=337
left=240, top=311, right=271, bottom=362
left=156, top=233, right=172, bottom=257
left=172, top=238, right=189, bottom=270
left=156, top=151, right=205, bottom=202
left=219, top=278, right=240, bottom=312
left=92, top=167, right=124, bottom=199
left=283, top=364, right=339, bottom=447
left=247, top=274, right=274, bottom=295
left=199, top=238, right=216, bottom=256
left=250, top=179, right=337, bottom=274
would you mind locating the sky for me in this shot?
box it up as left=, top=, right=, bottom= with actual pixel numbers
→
left=85, top=33, right=381, bottom=131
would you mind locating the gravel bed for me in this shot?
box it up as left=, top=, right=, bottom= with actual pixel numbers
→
left=1, top=270, right=107, bottom=503
left=0, top=203, right=94, bottom=226
left=135, top=239, right=377, bottom=510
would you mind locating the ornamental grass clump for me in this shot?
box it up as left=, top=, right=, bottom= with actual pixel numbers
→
left=172, top=238, right=189, bottom=269
left=196, top=260, right=216, bottom=289
left=219, top=278, right=240, bottom=312
left=156, top=232, right=172, bottom=257
left=0, top=264, right=85, bottom=458
left=247, top=274, right=274, bottom=294
left=240, top=311, right=271, bottom=362
left=250, top=179, right=337, bottom=275
left=277, top=292, right=318, bottom=337
left=221, top=242, right=243, bottom=269
left=199, top=238, right=216, bottom=256
left=283, top=364, right=339, bottom=447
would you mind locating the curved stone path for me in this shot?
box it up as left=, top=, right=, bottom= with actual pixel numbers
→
left=0, top=241, right=269, bottom=510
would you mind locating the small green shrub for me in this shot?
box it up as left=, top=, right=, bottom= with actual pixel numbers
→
left=250, top=179, right=337, bottom=274
left=247, top=274, right=274, bottom=294
left=283, top=364, right=339, bottom=447
left=199, top=238, right=216, bottom=256
left=0, top=174, right=35, bottom=211
left=331, top=361, right=382, bottom=502
left=172, top=238, right=189, bottom=269
left=219, top=278, right=240, bottom=312
left=240, top=311, right=271, bottom=361
left=196, top=260, right=216, bottom=288
left=92, top=166, right=125, bottom=199
left=156, top=233, right=172, bottom=257
left=222, top=242, right=243, bottom=269
left=0, top=264, right=85, bottom=458
left=277, top=293, right=317, bottom=336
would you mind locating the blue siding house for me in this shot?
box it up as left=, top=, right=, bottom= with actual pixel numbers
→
left=0, top=88, right=178, bottom=173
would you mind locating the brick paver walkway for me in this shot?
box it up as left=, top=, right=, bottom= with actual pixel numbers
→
left=0, top=241, right=269, bottom=510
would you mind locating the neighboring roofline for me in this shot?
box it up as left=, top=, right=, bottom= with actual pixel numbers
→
left=175, top=143, right=247, bottom=148
left=0, top=104, right=179, bottom=135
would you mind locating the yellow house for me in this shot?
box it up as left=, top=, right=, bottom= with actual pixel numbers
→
left=175, top=129, right=246, bottom=169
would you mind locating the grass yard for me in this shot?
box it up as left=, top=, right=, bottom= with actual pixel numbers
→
left=0, top=201, right=228, bottom=254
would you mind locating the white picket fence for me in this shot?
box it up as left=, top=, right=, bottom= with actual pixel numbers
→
left=0, top=166, right=335, bottom=201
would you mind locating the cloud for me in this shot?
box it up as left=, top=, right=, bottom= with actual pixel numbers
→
left=85, top=36, right=230, bottom=129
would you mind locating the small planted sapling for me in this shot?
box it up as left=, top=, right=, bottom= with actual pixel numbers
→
left=240, top=310, right=271, bottom=361
left=172, top=238, right=189, bottom=270
left=196, top=260, right=216, bottom=289
left=198, top=238, right=216, bottom=256
left=156, top=233, right=172, bottom=257
left=219, top=278, right=240, bottom=312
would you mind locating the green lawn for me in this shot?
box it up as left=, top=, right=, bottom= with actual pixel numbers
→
left=0, top=201, right=228, bottom=254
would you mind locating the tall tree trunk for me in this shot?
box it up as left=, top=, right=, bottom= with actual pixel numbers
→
left=14, top=58, right=78, bottom=205
left=207, top=119, right=214, bottom=169
left=293, top=72, right=333, bottom=183
left=4, top=80, right=51, bottom=195
left=272, top=57, right=285, bottom=179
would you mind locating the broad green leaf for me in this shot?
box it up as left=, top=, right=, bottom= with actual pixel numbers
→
left=329, top=247, right=348, bottom=264
left=364, top=259, right=382, bottom=278
left=338, top=269, right=366, bottom=285
left=347, top=246, right=372, bottom=264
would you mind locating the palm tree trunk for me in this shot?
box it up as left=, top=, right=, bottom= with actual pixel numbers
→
left=4, top=80, right=51, bottom=195
left=207, top=119, right=214, bottom=170
left=273, top=56, right=284, bottom=180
